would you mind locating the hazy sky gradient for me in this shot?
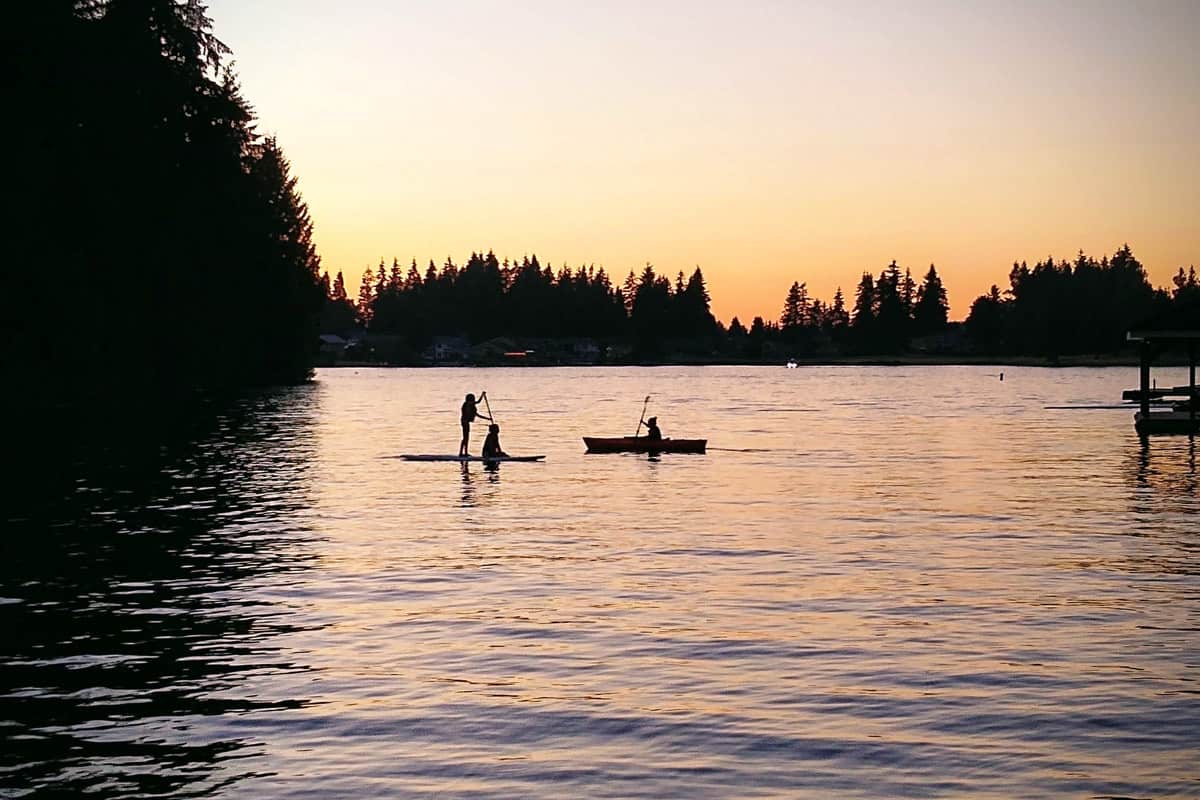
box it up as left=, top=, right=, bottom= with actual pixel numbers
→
left=207, top=0, right=1199, bottom=323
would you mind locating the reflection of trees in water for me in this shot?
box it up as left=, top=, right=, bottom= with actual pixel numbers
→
left=0, top=387, right=320, bottom=798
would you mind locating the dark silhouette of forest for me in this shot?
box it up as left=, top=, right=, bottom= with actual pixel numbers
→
left=8, top=2, right=323, bottom=412
left=322, top=244, right=1195, bottom=364
left=322, top=256, right=720, bottom=361
left=323, top=257, right=956, bottom=362
left=965, top=246, right=1199, bottom=357
left=8, top=7, right=1196, bottom=392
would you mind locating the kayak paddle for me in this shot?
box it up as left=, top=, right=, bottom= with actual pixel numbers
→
left=633, top=395, right=650, bottom=437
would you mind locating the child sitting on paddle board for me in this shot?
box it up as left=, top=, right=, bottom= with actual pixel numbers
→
left=481, top=423, right=508, bottom=459
left=460, top=392, right=492, bottom=456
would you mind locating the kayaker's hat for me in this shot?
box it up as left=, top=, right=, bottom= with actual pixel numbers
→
left=648, top=417, right=657, bottom=424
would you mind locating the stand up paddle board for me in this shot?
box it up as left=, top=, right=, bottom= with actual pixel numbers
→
left=397, top=454, right=545, bottom=462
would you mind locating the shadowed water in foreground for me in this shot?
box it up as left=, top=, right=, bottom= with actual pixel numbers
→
left=2, top=368, right=1197, bottom=798
left=2, top=388, right=322, bottom=797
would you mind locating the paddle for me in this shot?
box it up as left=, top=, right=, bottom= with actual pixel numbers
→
left=633, top=395, right=650, bottom=438
left=482, top=390, right=495, bottom=423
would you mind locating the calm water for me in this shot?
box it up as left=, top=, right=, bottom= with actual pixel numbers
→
left=3, top=366, right=1198, bottom=799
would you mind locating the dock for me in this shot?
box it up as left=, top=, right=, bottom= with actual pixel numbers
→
left=1126, top=328, right=1198, bottom=435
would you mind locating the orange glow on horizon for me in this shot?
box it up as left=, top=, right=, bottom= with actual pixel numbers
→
left=208, top=0, right=1200, bottom=324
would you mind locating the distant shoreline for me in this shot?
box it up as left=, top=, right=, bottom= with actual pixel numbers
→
left=319, top=353, right=1180, bottom=369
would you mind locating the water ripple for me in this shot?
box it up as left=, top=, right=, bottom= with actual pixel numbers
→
left=2, top=368, right=1197, bottom=798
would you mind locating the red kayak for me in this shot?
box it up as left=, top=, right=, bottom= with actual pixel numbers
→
left=583, top=436, right=707, bottom=454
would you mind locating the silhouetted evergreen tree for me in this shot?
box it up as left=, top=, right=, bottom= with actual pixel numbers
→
left=779, top=280, right=816, bottom=353
left=622, top=270, right=638, bottom=315
left=780, top=282, right=806, bottom=330
left=1172, top=266, right=1197, bottom=295
left=454, top=250, right=505, bottom=341
left=1161, top=265, right=1200, bottom=330
left=357, top=265, right=376, bottom=327
left=966, top=246, right=1160, bottom=356
left=404, top=259, right=422, bottom=291
left=239, top=136, right=325, bottom=381
left=965, top=285, right=1008, bottom=353
left=828, top=287, right=850, bottom=335
left=746, top=316, right=768, bottom=359
left=631, top=264, right=672, bottom=355
left=875, top=260, right=909, bottom=352
left=508, top=255, right=552, bottom=336
left=1095, top=245, right=1157, bottom=350
left=597, top=268, right=631, bottom=338
left=8, top=0, right=324, bottom=411
left=851, top=272, right=877, bottom=349
left=809, top=299, right=826, bottom=327
left=679, top=267, right=718, bottom=340
left=321, top=271, right=357, bottom=333
left=901, top=267, right=917, bottom=318
left=912, top=264, right=949, bottom=335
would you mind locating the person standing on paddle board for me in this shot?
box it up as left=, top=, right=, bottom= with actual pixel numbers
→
left=480, top=423, right=508, bottom=459
left=460, top=392, right=492, bottom=456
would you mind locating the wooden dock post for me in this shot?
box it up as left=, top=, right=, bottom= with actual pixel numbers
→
left=1190, top=341, right=1196, bottom=428
left=1139, top=341, right=1151, bottom=418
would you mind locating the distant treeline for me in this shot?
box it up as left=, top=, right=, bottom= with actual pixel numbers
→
left=327, top=244, right=1196, bottom=360
left=324, top=255, right=718, bottom=358
left=965, top=247, right=1199, bottom=356
left=9, top=6, right=1196, bottom=398
left=8, top=2, right=323, bottom=408
left=326, top=255, right=950, bottom=359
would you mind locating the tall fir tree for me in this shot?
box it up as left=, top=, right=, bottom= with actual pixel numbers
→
left=874, top=260, right=910, bottom=350
left=852, top=273, right=876, bottom=329
left=780, top=282, right=806, bottom=330
left=357, top=265, right=375, bottom=326
left=912, top=264, right=949, bottom=335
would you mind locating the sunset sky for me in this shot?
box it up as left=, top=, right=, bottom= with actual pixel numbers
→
left=207, top=0, right=1199, bottom=324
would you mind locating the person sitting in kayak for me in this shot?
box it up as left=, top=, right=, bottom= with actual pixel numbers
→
left=481, top=423, right=508, bottom=459
left=460, top=392, right=491, bottom=456
left=644, top=416, right=662, bottom=441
